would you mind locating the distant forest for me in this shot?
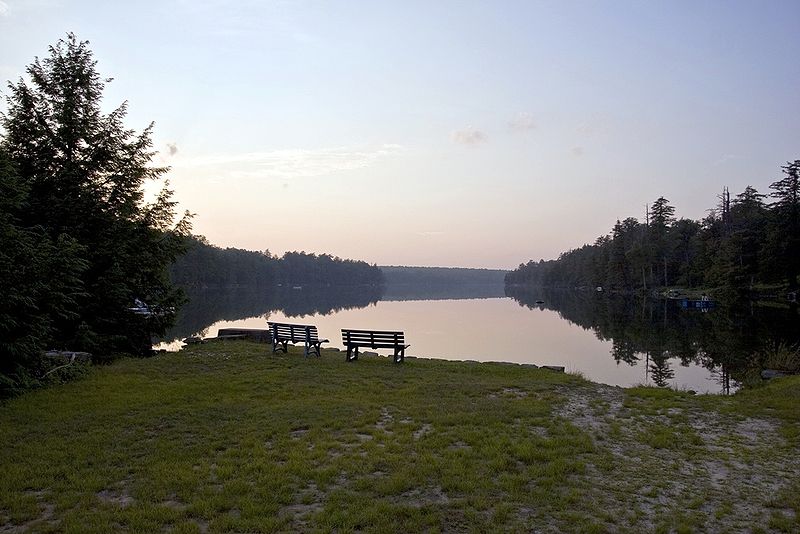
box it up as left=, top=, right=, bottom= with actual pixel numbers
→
left=170, top=236, right=383, bottom=288
left=381, top=266, right=507, bottom=286
left=506, top=161, right=800, bottom=294
left=169, top=243, right=510, bottom=293
left=380, top=266, right=507, bottom=301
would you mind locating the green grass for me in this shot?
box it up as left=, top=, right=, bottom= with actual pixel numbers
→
left=1, top=341, right=799, bottom=532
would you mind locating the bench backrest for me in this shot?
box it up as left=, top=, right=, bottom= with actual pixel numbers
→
left=268, top=322, right=320, bottom=343
left=341, top=329, right=405, bottom=348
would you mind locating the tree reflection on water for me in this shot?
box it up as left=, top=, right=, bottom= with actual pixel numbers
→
left=161, top=281, right=507, bottom=344
left=506, top=286, right=800, bottom=391
left=160, top=285, right=383, bottom=343
left=160, top=283, right=799, bottom=392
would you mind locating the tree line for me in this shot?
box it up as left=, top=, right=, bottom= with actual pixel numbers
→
left=506, top=164, right=800, bottom=295
left=169, top=236, right=383, bottom=288
left=380, top=266, right=507, bottom=286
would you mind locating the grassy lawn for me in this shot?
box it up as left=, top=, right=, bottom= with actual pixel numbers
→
left=1, top=341, right=799, bottom=533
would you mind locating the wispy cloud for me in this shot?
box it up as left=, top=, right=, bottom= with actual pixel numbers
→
left=576, top=114, right=610, bottom=136
left=452, top=128, right=487, bottom=145
left=571, top=146, right=584, bottom=157
left=712, top=154, right=739, bottom=166
left=175, top=144, right=403, bottom=179
left=154, top=142, right=179, bottom=164
left=508, top=112, right=535, bottom=132
left=0, top=1, right=9, bottom=17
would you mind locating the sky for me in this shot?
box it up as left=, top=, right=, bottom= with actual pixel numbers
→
left=1, top=1, right=799, bottom=269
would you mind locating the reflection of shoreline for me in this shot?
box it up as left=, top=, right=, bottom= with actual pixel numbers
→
left=505, top=286, right=800, bottom=390
left=160, top=283, right=506, bottom=343
left=159, top=285, right=383, bottom=343
left=381, top=283, right=505, bottom=301
left=155, top=289, right=744, bottom=392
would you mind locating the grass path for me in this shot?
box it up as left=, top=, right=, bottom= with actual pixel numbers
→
left=1, top=341, right=798, bottom=533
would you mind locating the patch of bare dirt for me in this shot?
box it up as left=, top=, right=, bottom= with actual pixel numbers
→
left=489, top=387, right=529, bottom=399
left=396, top=486, right=450, bottom=508
left=375, top=407, right=394, bottom=433
left=0, top=492, right=57, bottom=534
left=96, top=479, right=135, bottom=508
left=413, top=423, right=433, bottom=440
left=553, top=383, right=800, bottom=532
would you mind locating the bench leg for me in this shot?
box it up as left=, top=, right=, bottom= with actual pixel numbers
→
left=304, top=343, right=321, bottom=358
left=304, top=342, right=309, bottom=357
left=346, top=346, right=358, bottom=362
left=394, top=346, right=405, bottom=364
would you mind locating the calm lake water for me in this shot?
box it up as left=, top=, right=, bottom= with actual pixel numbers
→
left=158, top=285, right=800, bottom=394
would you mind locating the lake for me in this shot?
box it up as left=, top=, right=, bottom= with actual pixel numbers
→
left=157, top=285, right=800, bottom=394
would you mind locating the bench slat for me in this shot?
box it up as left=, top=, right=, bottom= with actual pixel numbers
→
left=343, top=339, right=405, bottom=346
left=339, top=329, right=405, bottom=335
left=343, top=338, right=405, bottom=345
left=343, top=331, right=404, bottom=338
left=341, top=330, right=403, bottom=337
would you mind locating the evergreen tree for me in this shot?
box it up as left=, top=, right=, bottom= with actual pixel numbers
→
left=648, top=197, right=676, bottom=287
left=767, top=161, right=800, bottom=289
left=1, top=34, right=191, bottom=355
left=606, top=220, right=630, bottom=289
left=0, top=148, right=86, bottom=395
left=730, top=186, right=767, bottom=289
left=671, top=218, right=702, bottom=287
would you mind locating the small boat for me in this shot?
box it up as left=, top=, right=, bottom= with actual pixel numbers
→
left=128, top=298, right=152, bottom=316
left=127, top=299, right=174, bottom=317
left=680, top=298, right=715, bottom=309
left=534, top=300, right=545, bottom=305
left=666, top=289, right=683, bottom=299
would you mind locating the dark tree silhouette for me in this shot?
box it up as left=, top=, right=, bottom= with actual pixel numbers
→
left=768, top=161, right=800, bottom=289
left=0, top=148, right=86, bottom=395
left=170, top=237, right=384, bottom=289
left=1, top=33, right=191, bottom=359
left=506, top=165, right=799, bottom=295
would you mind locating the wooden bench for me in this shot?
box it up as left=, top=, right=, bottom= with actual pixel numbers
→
left=267, top=322, right=328, bottom=357
left=341, top=329, right=410, bottom=363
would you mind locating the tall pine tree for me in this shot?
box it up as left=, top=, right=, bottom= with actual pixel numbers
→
left=767, top=161, right=800, bottom=290
left=1, top=34, right=191, bottom=355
